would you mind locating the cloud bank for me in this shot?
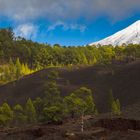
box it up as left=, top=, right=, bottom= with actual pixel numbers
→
left=0, top=0, right=140, bottom=21
left=1, top=0, right=140, bottom=40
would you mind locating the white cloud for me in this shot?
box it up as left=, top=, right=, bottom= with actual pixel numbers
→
left=47, top=21, right=87, bottom=32
left=0, top=0, right=140, bottom=21
left=14, top=24, right=38, bottom=39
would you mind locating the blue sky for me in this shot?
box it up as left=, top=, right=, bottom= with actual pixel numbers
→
left=0, top=0, right=140, bottom=46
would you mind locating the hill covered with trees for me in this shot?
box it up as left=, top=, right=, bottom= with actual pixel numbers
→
left=0, top=28, right=140, bottom=84
left=0, top=27, right=139, bottom=121
left=1, top=28, right=140, bottom=68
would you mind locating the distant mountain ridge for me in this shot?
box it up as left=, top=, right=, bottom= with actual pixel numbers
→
left=90, top=20, right=140, bottom=46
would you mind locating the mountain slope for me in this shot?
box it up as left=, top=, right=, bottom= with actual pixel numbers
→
left=90, top=20, right=140, bottom=46
left=0, top=61, right=140, bottom=114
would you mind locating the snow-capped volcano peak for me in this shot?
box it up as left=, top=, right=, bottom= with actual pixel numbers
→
left=90, top=20, right=140, bottom=46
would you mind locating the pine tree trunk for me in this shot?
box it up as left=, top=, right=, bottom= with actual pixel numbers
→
left=81, top=112, right=84, bottom=132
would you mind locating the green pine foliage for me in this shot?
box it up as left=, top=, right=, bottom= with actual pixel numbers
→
left=73, top=87, right=96, bottom=114
left=63, top=87, right=97, bottom=118
left=0, top=29, right=140, bottom=85
left=13, top=104, right=27, bottom=125
left=0, top=29, right=139, bottom=72
left=15, top=58, right=22, bottom=79
left=108, top=90, right=121, bottom=116
left=115, top=99, right=121, bottom=115
left=63, top=93, right=79, bottom=118
left=42, top=105, right=63, bottom=122
left=25, top=98, right=37, bottom=123
left=0, top=58, right=35, bottom=84
left=0, top=85, right=122, bottom=127
left=33, top=97, right=44, bottom=121
left=0, top=103, right=14, bottom=126
left=43, top=81, right=61, bottom=106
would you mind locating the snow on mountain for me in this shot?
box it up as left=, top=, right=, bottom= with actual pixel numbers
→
left=90, top=20, right=140, bottom=46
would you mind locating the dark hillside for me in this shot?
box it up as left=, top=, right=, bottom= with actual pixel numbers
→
left=111, top=61, right=140, bottom=108
left=0, top=61, right=140, bottom=113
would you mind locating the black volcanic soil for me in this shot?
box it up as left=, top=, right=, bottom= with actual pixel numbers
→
left=0, top=61, right=140, bottom=114
left=0, top=117, right=140, bottom=140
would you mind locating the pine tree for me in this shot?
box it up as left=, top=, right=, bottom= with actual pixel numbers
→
left=73, top=87, right=96, bottom=114
left=4, top=66, right=11, bottom=82
left=33, top=97, right=44, bottom=121
left=63, top=93, right=78, bottom=118
left=25, top=98, right=37, bottom=123
left=21, top=63, right=32, bottom=76
left=93, top=56, right=97, bottom=64
left=15, top=58, right=22, bottom=79
left=64, top=87, right=97, bottom=119
left=108, top=90, right=121, bottom=116
left=0, top=103, right=14, bottom=126
left=115, top=99, right=121, bottom=115
left=21, top=63, right=26, bottom=75
left=9, top=58, right=16, bottom=79
left=42, top=105, right=63, bottom=122
left=24, top=63, right=31, bottom=74
left=13, top=104, right=27, bottom=125
left=43, top=81, right=61, bottom=106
